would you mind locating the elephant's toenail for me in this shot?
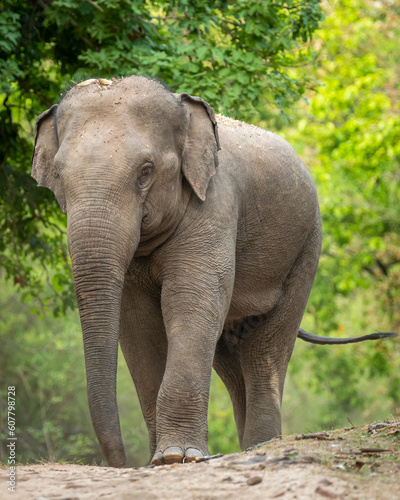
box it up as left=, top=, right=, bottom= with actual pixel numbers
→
left=163, top=446, right=184, bottom=464
left=151, top=452, right=163, bottom=466
left=184, top=448, right=203, bottom=462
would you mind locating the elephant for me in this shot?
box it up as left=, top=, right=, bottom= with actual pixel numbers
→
left=31, top=76, right=396, bottom=467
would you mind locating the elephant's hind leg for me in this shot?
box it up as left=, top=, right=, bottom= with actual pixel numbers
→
left=240, top=320, right=289, bottom=448
left=213, top=338, right=246, bottom=448
left=240, top=218, right=321, bottom=449
left=119, top=283, right=167, bottom=461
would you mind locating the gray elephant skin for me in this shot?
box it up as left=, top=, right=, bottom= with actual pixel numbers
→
left=31, top=76, right=393, bottom=467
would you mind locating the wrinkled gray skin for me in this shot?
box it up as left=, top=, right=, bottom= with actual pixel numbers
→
left=32, top=76, right=322, bottom=467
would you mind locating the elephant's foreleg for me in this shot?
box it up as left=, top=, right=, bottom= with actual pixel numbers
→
left=151, top=270, right=233, bottom=465
left=151, top=326, right=217, bottom=465
left=119, top=283, right=167, bottom=460
left=213, top=338, right=246, bottom=448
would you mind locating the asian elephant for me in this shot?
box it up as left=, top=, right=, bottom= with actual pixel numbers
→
left=32, top=76, right=396, bottom=467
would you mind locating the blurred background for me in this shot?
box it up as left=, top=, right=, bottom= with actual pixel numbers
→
left=1, top=0, right=399, bottom=467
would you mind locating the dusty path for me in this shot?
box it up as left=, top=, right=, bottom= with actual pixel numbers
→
left=2, top=424, right=400, bottom=499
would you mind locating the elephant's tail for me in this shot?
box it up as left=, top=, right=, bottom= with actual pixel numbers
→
left=297, top=328, right=398, bottom=345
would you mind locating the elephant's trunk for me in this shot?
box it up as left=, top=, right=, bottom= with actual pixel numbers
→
left=67, top=206, right=140, bottom=467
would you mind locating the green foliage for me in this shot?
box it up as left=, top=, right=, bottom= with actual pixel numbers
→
left=208, top=372, right=239, bottom=455
left=0, top=2, right=71, bottom=313
left=42, top=0, right=322, bottom=116
left=283, top=0, right=400, bottom=424
left=288, top=0, right=400, bottom=318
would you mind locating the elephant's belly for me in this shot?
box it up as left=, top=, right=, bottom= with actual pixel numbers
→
left=226, top=281, right=283, bottom=321
left=221, top=283, right=283, bottom=347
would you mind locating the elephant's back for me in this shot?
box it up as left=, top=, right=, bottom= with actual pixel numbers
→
left=215, top=114, right=318, bottom=215
left=217, top=114, right=312, bottom=185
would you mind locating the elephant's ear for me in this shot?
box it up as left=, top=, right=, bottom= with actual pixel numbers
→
left=31, top=104, right=67, bottom=214
left=179, top=93, right=221, bottom=202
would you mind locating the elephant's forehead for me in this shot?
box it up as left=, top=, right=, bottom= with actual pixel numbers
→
left=57, top=78, right=186, bottom=153
left=59, top=76, right=181, bottom=120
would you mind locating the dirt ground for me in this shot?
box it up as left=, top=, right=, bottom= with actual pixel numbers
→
left=2, top=422, right=400, bottom=500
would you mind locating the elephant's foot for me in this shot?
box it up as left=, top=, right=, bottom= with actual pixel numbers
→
left=151, top=446, right=204, bottom=465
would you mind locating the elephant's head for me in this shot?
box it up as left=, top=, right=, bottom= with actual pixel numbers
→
left=31, top=76, right=220, bottom=466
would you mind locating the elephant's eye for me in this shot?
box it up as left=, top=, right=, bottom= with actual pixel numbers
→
left=137, top=164, right=153, bottom=188
left=141, top=165, right=152, bottom=177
